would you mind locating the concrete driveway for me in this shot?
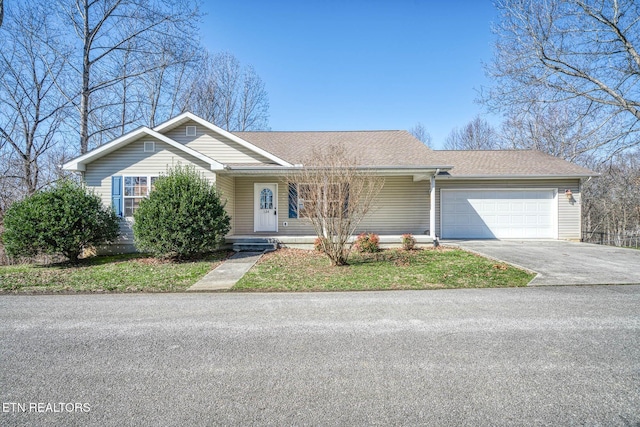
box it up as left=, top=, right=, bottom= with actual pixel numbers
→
left=454, top=240, right=640, bottom=286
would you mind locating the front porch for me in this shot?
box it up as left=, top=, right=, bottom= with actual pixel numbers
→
left=226, top=234, right=437, bottom=250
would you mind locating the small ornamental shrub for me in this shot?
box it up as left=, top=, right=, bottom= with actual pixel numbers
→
left=314, top=237, right=328, bottom=252
left=2, top=180, right=119, bottom=263
left=401, top=233, right=416, bottom=250
left=133, top=165, right=231, bottom=258
left=354, top=232, right=380, bottom=253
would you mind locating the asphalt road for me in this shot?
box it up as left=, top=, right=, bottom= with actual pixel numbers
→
left=1, top=287, right=639, bottom=426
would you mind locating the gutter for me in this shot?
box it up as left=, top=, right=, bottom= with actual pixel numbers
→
left=435, top=174, right=599, bottom=180
left=225, top=165, right=454, bottom=173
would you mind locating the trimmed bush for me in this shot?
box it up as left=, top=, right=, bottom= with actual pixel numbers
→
left=401, top=233, right=416, bottom=250
left=2, top=180, right=119, bottom=263
left=133, top=165, right=231, bottom=258
left=354, top=232, right=380, bottom=253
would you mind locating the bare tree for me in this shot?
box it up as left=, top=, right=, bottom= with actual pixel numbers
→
left=141, top=37, right=201, bottom=128
left=237, top=65, right=269, bottom=131
left=0, top=2, right=69, bottom=197
left=215, top=52, right=240, bottom=131
left=484, top=0, right=640, bottom=157
left=52, top=0, right=200, bottom=153
left=444, top=116, right=498, bottom=150
left=582, top=151, right=640, bottom=246
left=500, top=103, right=617, bottom=162
left=409, top=122, right=432, bottom=148
left=286, top=145, right=384, bottom=266
left=183, top=51, right=270, bottom=131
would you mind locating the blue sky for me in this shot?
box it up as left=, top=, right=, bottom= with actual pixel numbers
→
left=200, top=1, right=498, bottom=149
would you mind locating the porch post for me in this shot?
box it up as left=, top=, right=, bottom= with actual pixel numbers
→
left=430, top=173, right=436, bottom=240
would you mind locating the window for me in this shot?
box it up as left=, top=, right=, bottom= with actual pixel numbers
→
left=144, top=141, right=155, bottom=152
left=186, top=126, right=196, bottom=136
left=260, top=188, right=274, bottom=209
left=288, top=182, right=349, bottom=219
left=123, top=176, right=157, bottom=217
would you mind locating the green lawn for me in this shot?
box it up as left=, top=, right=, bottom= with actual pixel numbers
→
left=0, top=247, right=535, bottom=294
left=0, top=252, right=232, bottom=294
left=233, top=247, right=535, bottom=291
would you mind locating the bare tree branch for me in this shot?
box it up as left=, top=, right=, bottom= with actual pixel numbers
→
left=285, top=145, right=384, bottom=266
left=444, top=116, right=498, bottom=150
left=483, top=0, right=640, bottom=157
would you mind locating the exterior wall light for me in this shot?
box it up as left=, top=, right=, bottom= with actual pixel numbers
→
left=565, top=189, right=573, bottom=200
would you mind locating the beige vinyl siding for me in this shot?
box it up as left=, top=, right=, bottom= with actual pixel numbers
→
left=163, top=120, right=273, bottom=164
left=216, top=174, right=235, bottom=235
left=435, top=179, right=582, bottom=240
left=84, top=137, right=217, bottom=243
left=357, top=176, right=430, bottom=235
left=232, top=176, right=430, bottom=236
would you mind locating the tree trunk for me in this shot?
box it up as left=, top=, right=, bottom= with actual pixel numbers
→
left=80, top=0, right=90, bottom=154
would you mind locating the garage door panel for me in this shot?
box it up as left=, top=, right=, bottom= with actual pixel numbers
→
left=442, top=189, right=556, bottom=239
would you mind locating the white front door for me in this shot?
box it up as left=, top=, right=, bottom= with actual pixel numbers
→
left=254, top=183, right=278, bottom=232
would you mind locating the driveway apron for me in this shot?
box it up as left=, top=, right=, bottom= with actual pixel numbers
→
left=454, top=240, right=640, bottom=286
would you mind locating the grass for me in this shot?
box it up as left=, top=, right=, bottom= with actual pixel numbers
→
left=0, top=251, right=232, bottom=294
left=233, top=247, right=535, bottom=292
left=0, top=247, right=535, bottom=294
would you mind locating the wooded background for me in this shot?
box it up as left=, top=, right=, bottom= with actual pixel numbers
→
left=1, top=0, right=638, bottom=259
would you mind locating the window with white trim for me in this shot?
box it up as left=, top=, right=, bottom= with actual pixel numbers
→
left=123, top=176, right=158, bottom=217
left=288, top=182, right=349, bottom=219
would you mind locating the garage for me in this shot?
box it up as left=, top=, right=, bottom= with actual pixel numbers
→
left=441, top=189, right=557, bottom=239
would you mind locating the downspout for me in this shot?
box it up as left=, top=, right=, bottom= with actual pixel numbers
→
left=430, top=169, right=440, bottom=244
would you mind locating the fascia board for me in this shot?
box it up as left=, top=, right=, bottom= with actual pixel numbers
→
left=62, top=127, right=224, bottom=172
left=62, top=127, right=149, bottom=171
left=436, top=174, right=599, bottom=180
left=153, top=112, right=293, bottom=167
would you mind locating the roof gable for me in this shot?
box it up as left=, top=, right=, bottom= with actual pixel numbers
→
left=62, top=127, right=224, bottom=172
left=153, top=112, right=292, bottom=167
left=162, top=119, right=276, bottom=165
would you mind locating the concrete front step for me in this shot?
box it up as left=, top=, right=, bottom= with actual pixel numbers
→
left=232, top=242, right=278, bottom=252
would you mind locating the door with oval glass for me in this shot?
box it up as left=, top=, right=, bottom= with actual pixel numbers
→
left=254, top=183, right=278, bottom=232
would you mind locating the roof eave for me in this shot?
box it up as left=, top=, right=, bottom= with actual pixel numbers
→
left=437, top=173, right=599, bottom=180
left=152, top=112, right=293, bottom=167
left=223, top=165, right=453, bottom=175
left=61, top=127, right=225, bottom=172
left=62, top=127, right=149, bottom=171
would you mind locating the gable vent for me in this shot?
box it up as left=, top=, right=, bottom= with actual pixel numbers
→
left=144, top=141, right=155, bottom=152
left=186, top=126, right=196, bottom=137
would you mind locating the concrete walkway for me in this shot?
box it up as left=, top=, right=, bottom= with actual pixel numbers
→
left=187, top=251, right=263, bottom=291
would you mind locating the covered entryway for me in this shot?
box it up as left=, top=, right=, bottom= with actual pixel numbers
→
left=441, top=189, right=557, bottom=239
left=254, top=183, right=278, bottom=232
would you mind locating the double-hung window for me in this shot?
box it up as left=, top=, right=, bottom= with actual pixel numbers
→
left=288, top=182, right=349, bottom=219
left=123, top=176, right=157, bottom=217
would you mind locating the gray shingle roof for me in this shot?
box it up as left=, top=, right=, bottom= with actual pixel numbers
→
left=430, top=150, right=596, bottom=177
left=232, top=130, right=597, bottom=177
left=233, top=130, right=438, bottom=167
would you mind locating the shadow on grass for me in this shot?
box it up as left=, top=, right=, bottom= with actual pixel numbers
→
left=348, top=248, right=439, bottom=266
left=39, top=250, right=233, bottom=270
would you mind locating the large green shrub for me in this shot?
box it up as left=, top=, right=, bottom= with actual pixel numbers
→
left=2, top=180, right=120, bottom=263
left=133, top=165, right=231, bottom=258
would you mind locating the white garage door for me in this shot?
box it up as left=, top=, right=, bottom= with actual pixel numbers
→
left=441, top=189, right=556, bottom=239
